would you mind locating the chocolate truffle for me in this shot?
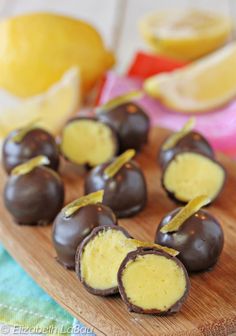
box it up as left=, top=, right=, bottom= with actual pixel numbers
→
left=84, top=150, right=147, bottom=217
left=97, top=102, right=150, bottom=152
left=162, top=151, right=226, bottom=203
left=118, top=247, right=190, bottom=315
left=158, top=118, right=214, bottom=169
left=52, top=191, right=117, bottom=270
left=76, top=225, right=179, bottom=296
left=4, top=156, right=64, bottom=225
left=60, top=117, right=118, bottom=167
left=75, top=225, right=132, bottom=295
left=2, top=126, right=60, bottom=174
left=155, top=206, right=224, bottom=272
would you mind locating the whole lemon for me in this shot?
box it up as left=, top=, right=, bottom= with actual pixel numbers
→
left=0, top=12, right=114, bottom=97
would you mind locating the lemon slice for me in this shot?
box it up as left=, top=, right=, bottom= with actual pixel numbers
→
left=139, top=9, right=232, bottom=60
left=144, top=43, right=236, bottom=113
left=0, top=67, right=80, bottom=142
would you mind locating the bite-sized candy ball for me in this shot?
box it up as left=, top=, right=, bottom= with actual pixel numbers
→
left=2, top=127, right=60, bottom=174
left=155, top=208, right=224, bottom=272
left=4, top=156, right=64, bottom=225
left=85, top=150, right=147, bottom=218
left=118, top=247, right=190, bottom=315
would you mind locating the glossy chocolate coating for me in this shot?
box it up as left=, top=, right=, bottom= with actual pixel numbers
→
left=159, top=131, right=214, bottom=169
left=2, top=128, right=60, bottom=174
left=155, top=209, right=224, bottom=272
left=52, top=203, right=117, bottom=269
left=84, top=160, right=147, bottom=218
left=76, top=225, right=131, bottom=296
left=4, top=167, right=64, bottom=225
left=118, top=247, right=190, bottom=315
left=98, top=102, right=150, bottom=152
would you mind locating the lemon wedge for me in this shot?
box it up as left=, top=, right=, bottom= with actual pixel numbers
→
left=0, top=67, right=80, bottom=142
left=144, top=43, right=236, bottom=113
left=139, top=9, right=232, bottom=60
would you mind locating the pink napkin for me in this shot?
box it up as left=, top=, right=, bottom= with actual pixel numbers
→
left=98, top=72, right=236, bottom=158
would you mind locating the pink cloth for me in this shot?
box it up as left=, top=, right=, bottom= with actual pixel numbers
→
left=98, top=72, right=236, bottom=158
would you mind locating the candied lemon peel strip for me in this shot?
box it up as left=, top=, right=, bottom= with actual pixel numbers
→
left=63, top=190, right=104, bottom=218
left=161, top=195, right=211, bottom=233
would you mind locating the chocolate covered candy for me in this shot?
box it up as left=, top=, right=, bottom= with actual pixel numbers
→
left=97, top=92, right=150, bottom=152
left=159, top=118, right=214, bottom=168
left=76, top=225, right=132, bottom=295
left=118, top=247, right=189, bottom=315
left=60, top=117, right=118, bottom=167
left=162, top=151, right=226, bottom=203
left=155, top=196, right=224, bottom=272
left=2, top=124, right=60, bottom=174
left=84, top=150, right=147, bottom=217
left=52, top=191, right=117, bottom=269
left=4, top=156, right=64, bottom=225
left=76, top=225, right=177, bottom=296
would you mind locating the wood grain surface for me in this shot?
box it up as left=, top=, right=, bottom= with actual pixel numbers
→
left=0, top=128, right=236, bottom=336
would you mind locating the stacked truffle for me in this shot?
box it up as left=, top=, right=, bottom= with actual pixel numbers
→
left=1, top=96, right=226, bottom=317
left=3, top=125, right=64, bottom=225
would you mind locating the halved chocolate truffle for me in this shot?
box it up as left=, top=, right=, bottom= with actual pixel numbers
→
left=155, top=196, right=224, bottom=272
left=60, top=117, right=118, bottom=167
left=52, top=191, right=117, bottom=269
left=159, top=118, right=214, bottom=168
left=84, top=150, right=147, bottom=217
left=4, top=156, right=64, bottom=225
left=75, top=225, right=132, bottom=295
left=76, top=225, right=179, bottom=296
left=118, top=247, right=190, bottom=315
left=97, top=96, right=150, bottom=152
left=2, top=125, right=60, bottom=174
left=162, top=151, right=226, bottom=203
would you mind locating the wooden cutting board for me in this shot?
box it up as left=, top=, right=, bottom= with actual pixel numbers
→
left=0, top=128, right=236, bottom=336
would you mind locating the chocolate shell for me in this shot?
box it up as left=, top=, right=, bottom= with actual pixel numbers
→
left=52, top=203, right=117, bottom=269
left=4, top=166, right=64, bottom=225
left=155, top=209, right=224, bottom=272
left=118, top=247, right=190, bottom=315
left=97, top=102, right=150, bottom=152
left=84, top=160, right=147, bottom=217
left=75, top=225, right=132, bottom=296
left=159, top=131, right=214, bottom=169
left=2, top=128, right=60, bottom=174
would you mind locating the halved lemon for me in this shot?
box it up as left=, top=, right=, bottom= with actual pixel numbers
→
left=0, top=67, right=80, bottom=142
left=144, top=43, right=236, bottom=113
left=139, top=9, right=232, bottom=60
